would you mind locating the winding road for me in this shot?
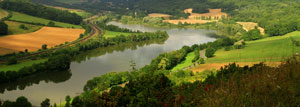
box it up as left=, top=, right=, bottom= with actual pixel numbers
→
left=0, top=21, right=102, bottom=64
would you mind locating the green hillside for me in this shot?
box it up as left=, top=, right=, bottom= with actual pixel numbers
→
left=208, top=31, right=300, bottom=63
left=5, top=21, right=42, bottom=35
left=0, top=9, right=9, bottom=19
left=10, top=12, right=82, bottom=28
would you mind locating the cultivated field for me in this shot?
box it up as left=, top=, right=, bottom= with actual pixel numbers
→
left=47, top=5, right=92, bottom=18
left=0, top=27, right=84, bottom=55
left=148, top=13, right=171, bottom=19
left=191, top=62, right=281, bottom=72
left=0, top=9, right=9, bottom=19
left=10, top=12, right=82, bottom=28
left=207, top=31, right=300, bottom=63
left=237, top=22, right=265, bottom=35
left=5, top=21, right=42, bottom=35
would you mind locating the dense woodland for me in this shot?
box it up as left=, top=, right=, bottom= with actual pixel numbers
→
left=0, top=0, right=82, bottom=24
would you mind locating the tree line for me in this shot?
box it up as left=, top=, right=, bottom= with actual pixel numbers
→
left=0, top=0, right=82, bottom=25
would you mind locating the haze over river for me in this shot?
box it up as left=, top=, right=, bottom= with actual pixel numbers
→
left=0, top=21, right=217, bottom=105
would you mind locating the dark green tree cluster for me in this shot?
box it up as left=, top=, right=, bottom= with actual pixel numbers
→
left=0, top=1, right=82, bottom=24
left=0, top=21, right=8, bottom=36
left=242, top=28, right=263, bottom=41
left=79, top=31, right=168, bottom=51
left=0, top=54, right=71, bottom=83
left=97, top=22, right=139, bottom=33
left=70, top=57, right=300, bottom=106
left=205, top=48, right=216, bottom=58
left=0, top=96, right=31, bottom=107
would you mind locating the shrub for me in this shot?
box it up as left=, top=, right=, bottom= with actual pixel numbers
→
left=224, top=46, right=232, bottom=51
left=205, top=48, right=216, bottom=58
left=7, top=56, right=17, bottom=65
left=42, top=44, right=47, bottom=50
left=0, top=21, right=8, bottom=35
left=19, top=24, right=28, bottom=30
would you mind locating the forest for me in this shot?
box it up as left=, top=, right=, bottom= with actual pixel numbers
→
left=0, top=0, right=82, bottom=25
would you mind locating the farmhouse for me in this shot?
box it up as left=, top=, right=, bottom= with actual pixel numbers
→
left=189, top=9, right=228, bottom=20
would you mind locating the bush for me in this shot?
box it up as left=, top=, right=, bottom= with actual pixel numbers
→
left=19, top=24, right=28, bottom=30
left=234, top=44, right=244, bottom=49
left=47, top=21, right=55, bottom=27
left=42, top=44, right=47, bottom=50
left=0, top=21, right=8, bottom=35
left=7, top=56, right=17, bottom=65
left=224, top=46, right=232, bottom=51
left=205, top=48, right=216, bottom=58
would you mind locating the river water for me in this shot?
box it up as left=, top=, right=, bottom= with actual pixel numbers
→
left=0, top=21, right=216, bottom=105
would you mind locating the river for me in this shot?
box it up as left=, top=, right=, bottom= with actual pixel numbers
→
left=0, top=21, right=217, bottom=105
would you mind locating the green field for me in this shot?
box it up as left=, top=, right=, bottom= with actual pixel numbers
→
left=0, top=9, right=9, bottom=19
left=171, top=52, right=195, bottom=71
left=105, top=31, right=133, bottom=38
left=70, top=10, right=92, bottom=18
left=0, top=59, right=47, bottom=72
left=5, top=21, right=42, bottom=35
left=207, top=31, right=300, bottom=63
left=10, top=12, right=82, bottom=28
left=56, top=0, right=82, bottom=4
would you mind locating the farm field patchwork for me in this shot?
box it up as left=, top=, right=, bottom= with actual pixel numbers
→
left=5, top=21, right=42, bottom=35
left=207, top=31, right=300, bottom=63
left=10, top=12, right=82, bottom=28
left=0, top=27, right=85, bottom=55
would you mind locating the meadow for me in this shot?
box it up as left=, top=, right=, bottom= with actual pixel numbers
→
left=5, top=21, right=42, bottom=35
left=10, top=12, right=82, bottom=28
left=0, top=59, right=47, bottom=72
left=104, top=31, right=133, bottom=38
left=207, top=31, right=300, bottom=63
left=0, top=9, right=9, bottom=19
left=171, top=52, right=195, bottom=71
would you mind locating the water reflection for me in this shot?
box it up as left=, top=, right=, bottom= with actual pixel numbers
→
left=0, top=70, right=72, bottom=94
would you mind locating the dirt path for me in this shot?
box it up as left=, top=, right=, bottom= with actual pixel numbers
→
left=0, top=19, right=102, bottom=64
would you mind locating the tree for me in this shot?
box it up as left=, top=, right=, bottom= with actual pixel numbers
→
left=71, top=96, right=83, bottom=107
left=15, top=96, right=32, bottom=107
left=7, top=56, right=17, bottom=65
left=47, top=21, right=55, bottom=27
left=0, top=21, right=8, bottom=36
left=65, top=95, right=71, bottom=107
left=41, top=98, right=50, bottom=107
left=205, top=48, right=216, bottom=58
left=19, top=24, right=28, bottom=30
left=42, top=44, right=47, bottom=50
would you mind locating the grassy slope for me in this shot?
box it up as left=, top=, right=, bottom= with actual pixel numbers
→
left=70, top=10, right=92, bottom=19
left=105, top=31, right=133, bottom=38
left=0, top=9, right=9, bottom=19
left=171, top=52, right=195, bottom=71
left=5, top=21, right=42, bottom=35
left=10, top=12, right=82, bottom=29
left=208, top=31, right=300, bottom=63
left=0, top=59, right=47, bottom=72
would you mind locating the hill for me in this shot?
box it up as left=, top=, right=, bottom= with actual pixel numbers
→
left=9, top=12, right=82, bottom=28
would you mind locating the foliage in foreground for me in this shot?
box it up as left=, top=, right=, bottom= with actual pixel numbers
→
left=71, top=57, right=300, bottom=106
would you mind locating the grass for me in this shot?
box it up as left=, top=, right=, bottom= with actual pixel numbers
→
left=104, top=31, right=133, bottom=38
left=171, top=52, right=195, bottom=71
left=0, top=9, right=9, bottom=19
left=207, top=31, right=300, bottom=63
left=0, top=59, right=47, bottom=72
left=56, top=0, right=82, bottom=4
left=5, top=21, right=42, bottom=35
left=10, top=12, right=82, bottom=29
left=70, top=10, right=92, bottom=18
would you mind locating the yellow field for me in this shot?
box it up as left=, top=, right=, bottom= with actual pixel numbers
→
left=190, top=62, right=281, bottom=72
left=148, top=13, right=171, bottom=18
left=237, top=22, right=265, bottom=35
left=0, top=27, right=84, bottom=55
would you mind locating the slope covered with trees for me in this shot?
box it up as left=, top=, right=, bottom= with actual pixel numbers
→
left=0, top=0, right=82, bottom=25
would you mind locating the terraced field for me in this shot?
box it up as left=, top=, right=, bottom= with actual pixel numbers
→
left=0, top=9, right=9, bottom=19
